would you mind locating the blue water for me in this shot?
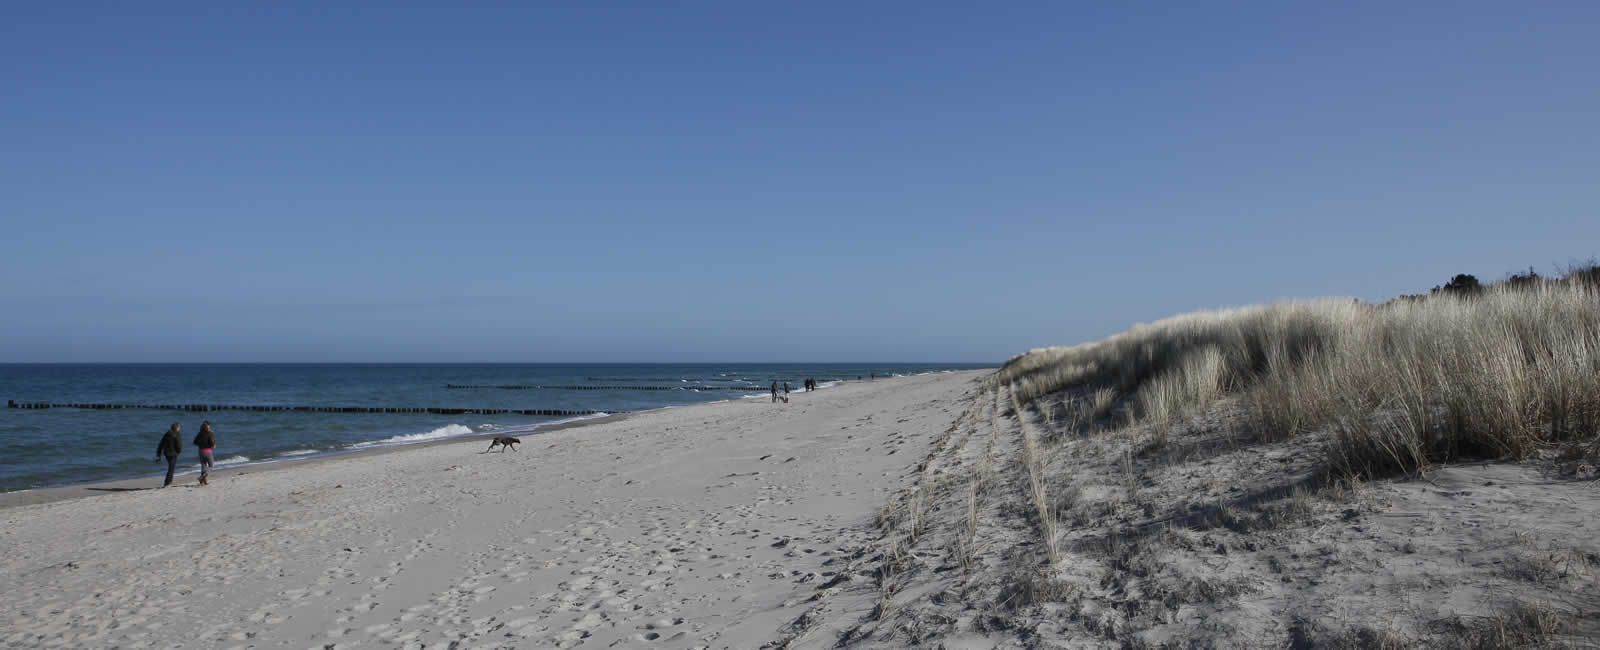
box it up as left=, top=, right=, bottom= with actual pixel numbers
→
left=0, top=363, right=989, bottom=492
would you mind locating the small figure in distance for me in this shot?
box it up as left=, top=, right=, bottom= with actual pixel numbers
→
left=155, top=423, right=183, bottom=488
left=193, top=421, right=216, bottom=486
left=771, top=381, right=778, bottom=403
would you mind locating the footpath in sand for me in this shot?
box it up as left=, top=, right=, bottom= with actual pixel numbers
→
left=0, top=370, right=988, bottom=649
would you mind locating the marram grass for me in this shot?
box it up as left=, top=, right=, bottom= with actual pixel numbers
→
left=994, top=280, right=1600, bottom=477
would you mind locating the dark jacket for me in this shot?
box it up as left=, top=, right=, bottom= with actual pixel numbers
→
left=193, top=429, right=215, bottom=450
left=157, top=431, right=182, bottom=458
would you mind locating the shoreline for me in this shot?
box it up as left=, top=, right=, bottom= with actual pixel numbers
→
left=0, top=410, right=638, bottom=510
left=0, top=375, right=927, bottom=508
left=0, top=369, right=991, bottom=649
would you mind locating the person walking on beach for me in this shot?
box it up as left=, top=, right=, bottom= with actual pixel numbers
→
left=155, top=423, right=182, bottom=487
left=771, top=381, right=778, bottom=403
left=783, top=381, right=791, bottom=399
left=192, top=421, right=216, bottom=486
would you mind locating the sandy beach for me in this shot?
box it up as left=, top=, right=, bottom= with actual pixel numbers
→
left=0, top=371, right=988, bottom=649
left=7, top=362, right=1597, bottom=649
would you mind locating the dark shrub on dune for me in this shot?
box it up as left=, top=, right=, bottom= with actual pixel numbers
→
left=1564, top=262, right=1600, bottom=291
left=1432, top=273, right=1483, bottom=296
left=1500, top=267, right=1543, bottom=291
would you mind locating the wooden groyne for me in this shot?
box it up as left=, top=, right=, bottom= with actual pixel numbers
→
left=445, top=384, right=761, bottom=391
left=6, top=400, right=609, bottom=417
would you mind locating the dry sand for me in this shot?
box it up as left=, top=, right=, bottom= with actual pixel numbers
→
left=819, top=385, right=1600, bottom=648
left=0, top=370, right=988, bottom=649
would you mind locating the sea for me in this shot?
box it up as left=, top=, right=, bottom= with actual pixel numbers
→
left=0, top=363, right=990, bottom=493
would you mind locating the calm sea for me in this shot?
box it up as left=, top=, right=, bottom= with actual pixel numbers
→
left=0, top=363, right=989, bottom=492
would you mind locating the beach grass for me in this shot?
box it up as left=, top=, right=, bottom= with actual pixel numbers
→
left=989, top=270, right=1600, bottom=478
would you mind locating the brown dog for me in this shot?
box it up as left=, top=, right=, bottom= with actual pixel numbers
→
left=487, top=436, right=521, bottom=452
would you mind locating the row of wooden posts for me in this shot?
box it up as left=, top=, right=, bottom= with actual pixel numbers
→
left=6, top=400, right=611, bottom=417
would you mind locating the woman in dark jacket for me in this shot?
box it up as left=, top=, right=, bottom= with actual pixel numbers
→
left=155, top=423, right=182, bottom=487
left=192, top=421, right=216, bottom=486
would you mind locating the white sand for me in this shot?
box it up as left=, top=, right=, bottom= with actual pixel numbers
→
left=0, top=370, right=988, bottom=649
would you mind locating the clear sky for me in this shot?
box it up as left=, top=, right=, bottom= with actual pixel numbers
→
left=2, top=1, right=1596, bottom=363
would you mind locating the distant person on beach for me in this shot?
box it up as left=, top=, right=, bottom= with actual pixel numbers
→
left=155, top=423, right=182, bottom=487
left=192, top=421, right=216, bottom=486
left=771, top=381, right=778, bottom=403
left=783, top=381, right=790, bottom=398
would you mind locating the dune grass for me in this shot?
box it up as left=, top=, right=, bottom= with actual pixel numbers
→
left=1009, top=387, right=1061, bottom=566
left=991, top=276, right=1600, bottom=478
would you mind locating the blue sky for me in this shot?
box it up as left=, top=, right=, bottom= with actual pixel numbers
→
left=2, top=1, right=1596, bottom=362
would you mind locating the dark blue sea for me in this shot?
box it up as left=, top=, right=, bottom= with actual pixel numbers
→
left=0, top=363, right=989, bottom=492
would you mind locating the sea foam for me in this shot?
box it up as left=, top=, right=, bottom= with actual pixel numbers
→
left=353, top=424, right=475, bottom=448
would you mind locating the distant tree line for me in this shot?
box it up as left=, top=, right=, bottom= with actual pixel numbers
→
left=1388, top=260, right=1599, bottom=303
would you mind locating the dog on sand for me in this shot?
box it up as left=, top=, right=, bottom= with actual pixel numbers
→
left=486, top=436, right=521, bottom=452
